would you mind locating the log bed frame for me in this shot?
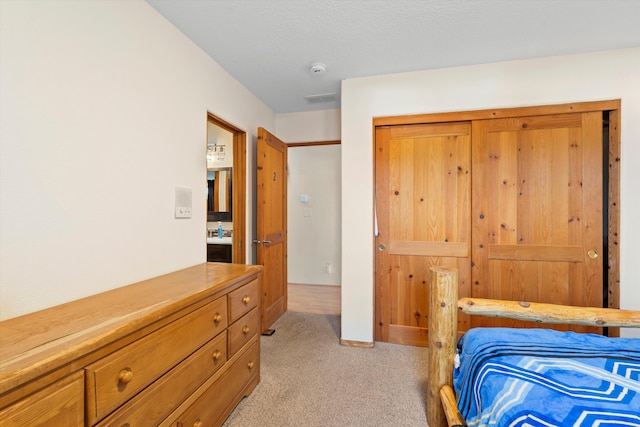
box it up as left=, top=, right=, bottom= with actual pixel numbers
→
left=426, top=266, right=640, bottom=427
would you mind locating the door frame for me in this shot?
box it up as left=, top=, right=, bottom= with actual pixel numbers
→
left=207, top=113, right=247, bottom=264
left=373, top=100, right=621, bottom=327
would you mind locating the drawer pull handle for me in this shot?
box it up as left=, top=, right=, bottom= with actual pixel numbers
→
left=212, top=350, right=222, bottom=361
left=247, top=361, right=255, bottom=370
left=193, top=419, right=203, bottom=427
left=213, top=313, right=223, bottom=324
left=242, top=326, right=250, bottom=335
left=242, top=296, right=251, bottom=304
left=118, top=368, right=133, bottom=385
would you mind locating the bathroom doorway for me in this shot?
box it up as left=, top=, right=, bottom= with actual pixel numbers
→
left=206, top=113, right=246, bottom=263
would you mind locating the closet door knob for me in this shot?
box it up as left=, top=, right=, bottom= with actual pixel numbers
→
left=587, top=249, right=598, bottom=259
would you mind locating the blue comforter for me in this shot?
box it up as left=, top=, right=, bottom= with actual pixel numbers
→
left=453, top=328, right=640, bottom=426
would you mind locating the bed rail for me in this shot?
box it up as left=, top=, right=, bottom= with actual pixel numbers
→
left=459, top=297, right=640, bottom=328
left=426, top=266, right=640, bottom=427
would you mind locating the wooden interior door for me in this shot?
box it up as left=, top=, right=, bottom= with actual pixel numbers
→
left=256, top=127, right=287, bottom=332
left=375, top=123, right=471, bottom=346
left=471, top=112, right=604, bottom=333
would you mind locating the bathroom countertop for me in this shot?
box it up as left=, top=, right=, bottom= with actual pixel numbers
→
left=207, top=236, right=232, bottom=245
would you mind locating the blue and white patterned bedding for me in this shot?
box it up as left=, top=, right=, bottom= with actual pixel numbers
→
left=453, top=328, right=640, bottom=426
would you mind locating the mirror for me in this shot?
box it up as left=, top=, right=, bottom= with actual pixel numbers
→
left=207, top=168, right=232, bottom=222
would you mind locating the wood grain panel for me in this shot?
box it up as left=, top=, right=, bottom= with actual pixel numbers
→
left=377, top=100, right=619, bottom=340
left=86, top=297, right=227, bottom=424
left=487, top=113, right=581, bottom=132
left=489, top=244, right=584, bottom=262
left=472, top=111, right=604, bottom=333
left=580, top=112, right=604, bottom=310
left=228, top=279, right=259, bottom=322
left=257, top=128, right=288, bottom=332
left=608, top=110, right=621, bottom=316
left=373, top=100, right=620, bottom=126
left=0, top=371, right=84, bottom=427
left=389, top=241, right=468, bottom=257
left=389, top=122, right=469, bottom=138
left=287, top=283, right=341, bottom=315
left=171, top=340, right=259, bottom=427
left=228, top=307, right=260, bottom=357
left=95, top=332, right=228, bottom=427
left=375, top=122, right=471, bottom=345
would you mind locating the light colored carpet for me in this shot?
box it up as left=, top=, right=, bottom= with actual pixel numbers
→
left=222, top=311, right=430, bottom=427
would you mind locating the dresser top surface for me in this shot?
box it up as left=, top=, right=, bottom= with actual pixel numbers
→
left=0, top=263, right=262, bottom=395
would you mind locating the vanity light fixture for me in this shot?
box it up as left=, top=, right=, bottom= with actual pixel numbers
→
left=207, top=143, right=226, bottom=162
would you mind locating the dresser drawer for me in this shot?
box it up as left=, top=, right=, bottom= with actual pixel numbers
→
left=85, top=296, right=227, bottom=424
left=228, top=306, right=260, bottom=357
left=228, top=278, right=259, bottom=323
left=96, top=331, right=227, bottom=427
left=174, top=341, right=259, bottom=427
left=0, top=371, right=84, bottom=427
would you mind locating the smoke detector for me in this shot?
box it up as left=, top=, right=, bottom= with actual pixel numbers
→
left=309, top=62, right=327, bottom=75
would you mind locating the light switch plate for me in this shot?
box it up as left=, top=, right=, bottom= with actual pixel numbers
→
left=175, top=206, right=192, bottom=218
left=175, top=187, right=192, bottom=218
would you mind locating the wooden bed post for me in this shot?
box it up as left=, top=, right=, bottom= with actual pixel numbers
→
left=427, top=267, right=458, bottom=427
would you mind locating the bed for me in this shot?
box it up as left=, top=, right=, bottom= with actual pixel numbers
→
left=426, top=267, right=640, bottom=427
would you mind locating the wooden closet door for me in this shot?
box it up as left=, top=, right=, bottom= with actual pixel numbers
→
left=471, top=112, right=604, bottom=333
left=375, top=123, right=471, bottom=346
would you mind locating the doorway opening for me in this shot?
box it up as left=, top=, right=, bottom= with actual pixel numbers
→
left=286, top=140, right=342, bottom=315
left=206, top=113, right=246, bottom=264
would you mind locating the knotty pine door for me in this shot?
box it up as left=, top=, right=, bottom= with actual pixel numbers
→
left=375, top=105, right=613, bottom=345
left=375, top=123, right=472, bottom=345
left=256, top=127, right=288, bottom=332
left=470, top=112, right=604, bottom=334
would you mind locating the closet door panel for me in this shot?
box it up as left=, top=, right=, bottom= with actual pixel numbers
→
left=471, top=112, right=603, bottom=333
left=375, top=123, right=471, bottom=345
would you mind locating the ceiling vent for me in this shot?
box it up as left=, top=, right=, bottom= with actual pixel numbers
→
left=304, top=93, right=338, bottom=104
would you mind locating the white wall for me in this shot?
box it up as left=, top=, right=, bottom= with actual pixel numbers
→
left=0, top=0, right=275, bottom=320
left=341, top=47, right=640, bottom=341
left=276, top=109, right=341, bottom=142
left=287, top=145, right=341, bottom=285
left=276, top=109, right=342, bottom=286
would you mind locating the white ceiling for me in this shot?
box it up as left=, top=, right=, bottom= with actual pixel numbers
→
left=146, top=0, right=640, bottom=114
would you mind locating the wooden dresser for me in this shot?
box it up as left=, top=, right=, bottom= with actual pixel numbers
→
left=0, top=263, right=262, bottom=427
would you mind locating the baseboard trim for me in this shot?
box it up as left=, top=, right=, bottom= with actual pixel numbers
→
left=339, top=339, right=374, bottom=348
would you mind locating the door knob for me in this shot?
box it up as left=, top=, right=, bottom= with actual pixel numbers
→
left=587, top=249, right=598, bottom=259
left=378, top=244, right=386, bottom=251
